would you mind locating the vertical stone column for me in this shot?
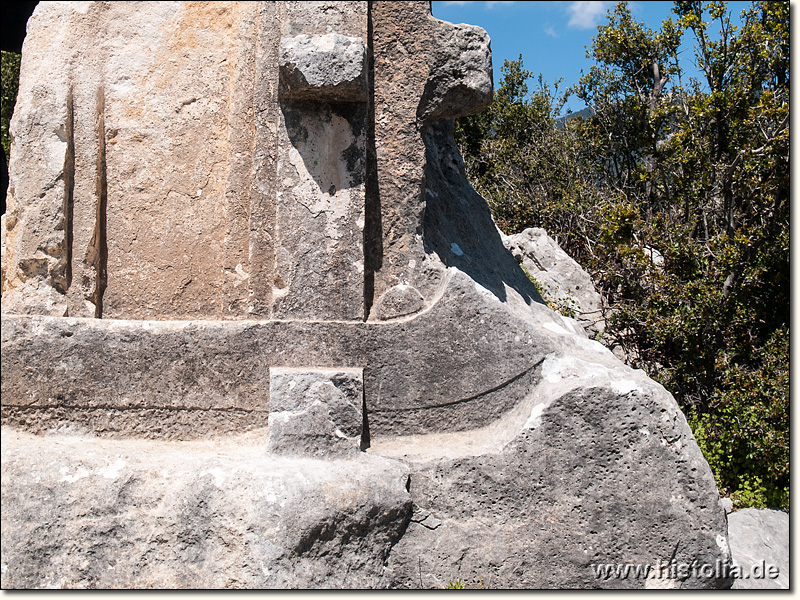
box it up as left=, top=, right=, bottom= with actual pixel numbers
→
left=245, top=1, right=281, bottom=319
left=1, top=5, right=81, bottom=316
left=367, top=2, right=434, bottom=321
left=102, top=2, right=253, bottom=320
left=219, top=3, right=264, bottom=319
left=271, top=2, right=369, bottom=322
left=366, top=2, right=492, bottom=321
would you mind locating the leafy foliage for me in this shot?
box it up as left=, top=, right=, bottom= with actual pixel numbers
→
left=1, top=50, right=21, bottom=159
left=455, top=1, right=788, bottom=508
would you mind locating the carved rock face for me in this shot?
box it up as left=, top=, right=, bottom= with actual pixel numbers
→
left=418, top=21, right=493, bottom=123
left=1, top=1, right=731, bottom=590
left=0, top=0, right=494, bottom=323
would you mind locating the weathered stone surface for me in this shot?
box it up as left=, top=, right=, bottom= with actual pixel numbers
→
left=1, top=2, right=279, bottom=319
left=418, top=21, right=493, bottom=123
left=0, top=428, right=411, bottom=589
left=0, top=296, right=732, bottom=588
left=1, top=316, right=271, bottom=438
left=268, top=368, right=364, bottom=457
left=273, top=2, right=368, bottom=321
left=372, top=348, right=732, bottom=589
left=274, top=100, right=367, bottom=320
left=503, top=227, right=606, bottom=337
left=367, top=2, right=493, bottom=320
left=0, top=272, right=567, bottom=439
left=279, top=33, right=367, bottom=102
left=280, top=1, right=367, bottom=39
left=1, top=1, right=731, bottom=590
left=1, top=213, right=7, bottom=294
left=728, top=508, right=789, bottom=589
left=374, top=283, right=425, bottom=320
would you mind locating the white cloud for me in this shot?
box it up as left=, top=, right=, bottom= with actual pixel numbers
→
left=442, top=0, right=515, bottom=7
left=566, top=1, right=612, bottom=30
left=544, top=25, right=559, bottom=38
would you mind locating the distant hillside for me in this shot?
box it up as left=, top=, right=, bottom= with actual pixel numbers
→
left=555, top=105, right=594, bottom=129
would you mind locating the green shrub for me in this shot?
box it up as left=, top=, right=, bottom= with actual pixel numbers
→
left=1, top=50, right=21, bottom=158
left=455, top=2, right=788, bottom=509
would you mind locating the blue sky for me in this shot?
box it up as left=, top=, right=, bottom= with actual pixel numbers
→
left=431, top=1, right=753, bottom=114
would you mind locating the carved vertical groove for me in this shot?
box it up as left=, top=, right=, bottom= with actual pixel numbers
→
left=360, top=377, right=371, bottom=450
left=363, top=1, right=382, bottom=320
left=61, top=86, right=75, bottom=293
left=92, top=87, right=108, bottom=318
left=247, top=1, right=278, bottom=318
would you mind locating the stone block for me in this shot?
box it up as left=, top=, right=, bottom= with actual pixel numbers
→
left=729, top=508, right=789, bottom=589
left=268, top=368, right=364, bottom=456
left=279, top=33, right=367, bottom=102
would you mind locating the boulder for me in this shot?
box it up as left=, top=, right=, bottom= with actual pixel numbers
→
left=503, top=227, right=605, bottom=337
left=1, top=1, right=731, bottom=589
left=0, top=428, right=411, bottom=589
left=728, top=508, right=789, bottom=589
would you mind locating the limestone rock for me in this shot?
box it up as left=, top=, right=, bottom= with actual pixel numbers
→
left=373, top=284, right=425, bottom=320
left=728, top=508, right=789, bottom=589
left=1, top=213, right=6, bottom=292
left=268, top=368, right=364, bottom=457
left=1, top=1, right=731, bottom=590
left=279, top=33, right=367, bottom=102
left=418, top=22, right=493, bottom=123
left=373, top=350, right=732, bottom=589
left=503, top=227, right=606, bottom=337
left=367, top=2, right=493, bottom=316
left=0, top=428, right=411, bottom=589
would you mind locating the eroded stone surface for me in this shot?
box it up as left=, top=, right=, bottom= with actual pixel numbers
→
left=1, top=1, right=731, bottom=590
left=367, top=3, right=493, bottom=319
left=273, top=2, right=368, bottom=321
left=268, top=368, right=364, bottom=456
left=0, top=270, right=564, bottom=439
left=2, top=2, right=281, bottom=320
left=279, top=33, right=367, bottom=102
left=0, top=428, right=412, bottom=589
left=375, top=354, right=732, bottom=589
left=503, top=227, right=606, bottom=337
left=728, top=508, right=789, bottom=589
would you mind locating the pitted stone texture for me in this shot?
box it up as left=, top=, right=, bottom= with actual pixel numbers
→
left=280, top=1, right=367, bottom=39
left=503, top=227, right=606, bottom=337
left=418, top=22, right=493, bottom=123
left=0, top=428, right=412, bottom=589
left=728, top=508, right=789, bottom=589
left=0, top=213, right=6, bottom=292
left=273, top=2, right=368, bottom=321
left=268, top=368, right=364, bottom=457
left=273, top=102, right=366, bottom=321
left=1, top=270, right=566, bottom=439
left=279, top=33, right=367, bottom=102
left=375, top=353, right=733, bottom=589
left=1, top=1, right=494, bottom=324
left=374, top=284, right=426, bottom=320
left=1, top=2, right=733, bottom=590
left=1, top=0, right=76, bottom=316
